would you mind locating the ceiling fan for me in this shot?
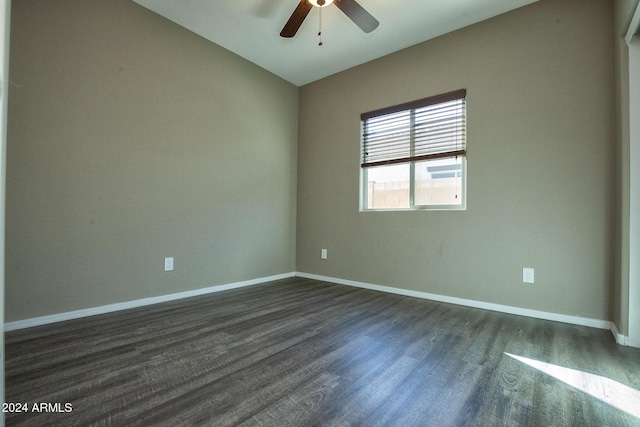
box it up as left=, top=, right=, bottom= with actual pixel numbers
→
left=280, top=0, right=379, bottom=38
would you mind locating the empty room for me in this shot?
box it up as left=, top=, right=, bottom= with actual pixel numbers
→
left=2, top=0, right=640, bottom=425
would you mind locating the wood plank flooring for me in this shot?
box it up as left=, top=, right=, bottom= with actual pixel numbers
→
left=5, top=277, right=640, bottom=426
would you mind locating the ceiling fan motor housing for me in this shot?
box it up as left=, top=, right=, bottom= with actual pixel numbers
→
left=310, top=0, right=334, bottom=8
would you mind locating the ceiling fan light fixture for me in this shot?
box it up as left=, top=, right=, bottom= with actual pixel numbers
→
left=280, top=0, right=377, bottom=38
left=309, top=0, right=334, bottom=8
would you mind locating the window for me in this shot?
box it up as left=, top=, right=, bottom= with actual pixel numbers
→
left=361, top=89, right=467, bottom=210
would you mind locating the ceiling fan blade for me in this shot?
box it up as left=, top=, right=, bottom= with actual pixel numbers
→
left=280, top=1, right=314, bottom=38
left=335, top=0, right=379, bottom=33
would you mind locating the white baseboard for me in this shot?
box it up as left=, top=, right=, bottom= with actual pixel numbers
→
left=6, top=271, right=621, bottom=342
left=4, top=272, right=296, bottom=332
left=610, top=322, right=629, bottom=346
left=296, top=272, right=613, bottom=331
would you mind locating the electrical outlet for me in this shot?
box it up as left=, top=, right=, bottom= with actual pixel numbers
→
left=523, top=268, right=534, bottom=284
left=164, top=257, right=174, bottom=272
left=321, top=249, right=328, bottom=260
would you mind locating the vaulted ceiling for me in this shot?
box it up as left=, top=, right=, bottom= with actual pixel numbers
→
left=132, top=0, right=538, bottom=86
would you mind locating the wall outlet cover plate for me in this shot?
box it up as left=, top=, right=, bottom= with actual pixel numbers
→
left=165, top=257, right=174, bottom=271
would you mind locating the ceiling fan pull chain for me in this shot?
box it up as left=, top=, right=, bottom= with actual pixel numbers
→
left=318, top=6, right=323, bottom=46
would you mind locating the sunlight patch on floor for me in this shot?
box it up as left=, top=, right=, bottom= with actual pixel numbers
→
left=505, top=353, right=640, bottom=419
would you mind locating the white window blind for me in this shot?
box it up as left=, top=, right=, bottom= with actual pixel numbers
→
left=361, top=89, right=466, bottom=168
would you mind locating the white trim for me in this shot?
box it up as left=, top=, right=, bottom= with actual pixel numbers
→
left=1, top=0, right=10, bottom=424
left=296, top=272, right=612, bottom=330
left=625, top=1, right=640, bottom=45
left=610, top=322, right=630, bottom=346
left=629, top=38, right=640, bottom=349
left=4, top=272, right=295, bottom=332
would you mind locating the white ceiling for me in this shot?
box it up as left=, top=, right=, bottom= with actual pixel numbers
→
left=132, top=0, right=538, bottom=87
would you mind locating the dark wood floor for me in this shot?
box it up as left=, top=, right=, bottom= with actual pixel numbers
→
left=5, top=277, right=640, bottom=426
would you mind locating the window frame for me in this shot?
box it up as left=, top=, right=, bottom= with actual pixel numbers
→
left=360, top=89, right=467, bottom=212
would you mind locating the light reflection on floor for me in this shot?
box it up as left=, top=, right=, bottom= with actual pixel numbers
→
left=505, top=353, right=640, bottom=419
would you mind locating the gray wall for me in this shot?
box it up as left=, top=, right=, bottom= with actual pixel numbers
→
left=297, top=0, right=615, bottom=320
left=6, top=0, right=298, bottom=321
left=6, top=0, right=621, bottom=326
